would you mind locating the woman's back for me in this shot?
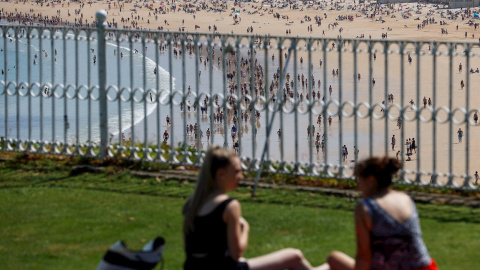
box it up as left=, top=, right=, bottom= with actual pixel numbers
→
left=184, top=197, right=236, bottom=270
left=374, top=191, right=412, bottom=224
left=362, top=192, right=431, bottom=269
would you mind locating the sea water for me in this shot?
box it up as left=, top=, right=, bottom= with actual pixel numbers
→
left=0, top=28, right=172, bottom=144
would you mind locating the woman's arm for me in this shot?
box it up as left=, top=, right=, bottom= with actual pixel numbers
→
left=354, top=202, right=372, bottom=270
left=224, top=199, right=249, bottom=260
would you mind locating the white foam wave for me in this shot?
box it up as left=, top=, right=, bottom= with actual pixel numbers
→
left=105, top=42, right=176, bottom=136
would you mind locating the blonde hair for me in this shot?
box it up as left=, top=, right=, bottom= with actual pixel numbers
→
left=182, top=146, right=236, bottom=237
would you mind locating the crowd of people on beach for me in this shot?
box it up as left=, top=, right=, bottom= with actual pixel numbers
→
left=163, top=37, right=366, bottom=161
left=3, top=0, right=480, bottom=35
left=2, top=0, right=480, bottom=181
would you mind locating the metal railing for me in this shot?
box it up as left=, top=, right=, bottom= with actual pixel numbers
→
left=1, top=11, right=479, bottom=191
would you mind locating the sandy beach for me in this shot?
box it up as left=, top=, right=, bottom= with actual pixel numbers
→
left=2, top=0, right=480, bottom=186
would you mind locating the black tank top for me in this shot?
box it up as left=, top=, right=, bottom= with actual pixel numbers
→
left=184, top=198, right=239, bottom=270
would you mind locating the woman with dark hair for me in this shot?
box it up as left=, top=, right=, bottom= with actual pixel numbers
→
left=183, top=146, right=324, bottom=270
left=326, top=156, right=437, bottom=270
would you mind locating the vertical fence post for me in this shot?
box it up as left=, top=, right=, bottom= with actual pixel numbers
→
left=96, top=10, right=108, bottom=159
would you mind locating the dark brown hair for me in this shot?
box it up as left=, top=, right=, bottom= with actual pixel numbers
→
left=354, top=156, right=402, bottom=190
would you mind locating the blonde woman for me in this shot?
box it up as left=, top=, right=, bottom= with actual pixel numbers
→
left=183, top=146, right=324, bottom=270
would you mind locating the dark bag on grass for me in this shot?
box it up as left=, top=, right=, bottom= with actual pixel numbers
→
left=97, top=237, right=165, bottom=270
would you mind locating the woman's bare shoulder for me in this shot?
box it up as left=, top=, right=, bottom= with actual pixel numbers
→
left=380, top=191, right=413, bottom=222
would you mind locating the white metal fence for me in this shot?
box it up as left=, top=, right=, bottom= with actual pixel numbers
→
left=1, top=11, right=480, bottom=191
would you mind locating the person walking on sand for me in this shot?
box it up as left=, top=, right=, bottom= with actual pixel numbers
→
left=231, top=125, right=237, bottom=141
left=457, top=128, right=464, bottom=143
left=409, top=99, right=415, bottom=110
left=411, top=138, right=417, bottom=153
left=474, top=112, right=478, bottom=124
left=234, top=140, right=239, bottom=153
left=391, top=135, right=396, bottom=151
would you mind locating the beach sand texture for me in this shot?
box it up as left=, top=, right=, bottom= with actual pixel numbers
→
left=2, top=0, right=480, bottom=186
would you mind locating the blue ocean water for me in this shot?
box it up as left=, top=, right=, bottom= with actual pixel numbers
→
left=0, top=28, right=172, bottom=144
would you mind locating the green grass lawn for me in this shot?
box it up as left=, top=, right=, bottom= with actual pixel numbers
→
left=0, top=157, right=479, bottom=269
